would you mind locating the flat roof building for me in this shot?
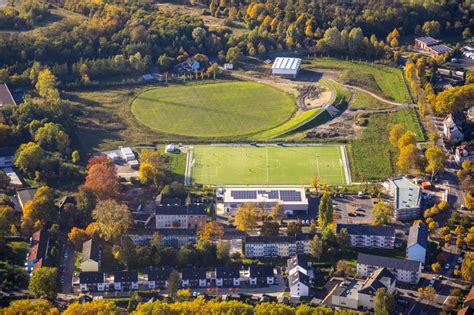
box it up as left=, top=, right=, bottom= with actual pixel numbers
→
left=218, top=187, right=308, bottom=216
left=387, top=177, right=422, bottom=221
left=271, top=57, right=302, bottom=79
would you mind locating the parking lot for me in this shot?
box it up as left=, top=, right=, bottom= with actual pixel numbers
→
left=333, top=195, right=374, bottom=224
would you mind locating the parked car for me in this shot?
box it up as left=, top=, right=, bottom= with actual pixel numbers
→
left=445, top=263, right=450, bottom=270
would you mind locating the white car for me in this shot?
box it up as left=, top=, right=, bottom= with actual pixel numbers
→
left=457, top=257, right=463, bottom=264
left=445, top=263, right=450, bottom=270
left=429, top=279, right=435, bottom=286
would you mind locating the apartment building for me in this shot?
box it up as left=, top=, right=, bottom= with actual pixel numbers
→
left=244, top=233, right=315, bottom=258
left=357, top=253, right=421, bottom=284
left=155, top=204, right=207, bottom=229
left=336, top=224, right=395, bottom=249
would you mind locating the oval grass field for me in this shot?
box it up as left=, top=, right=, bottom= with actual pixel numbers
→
left=131, top=81, right=296, bottom=137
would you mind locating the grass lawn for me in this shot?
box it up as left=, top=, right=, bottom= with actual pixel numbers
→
left=350, top=90, right=392, bottom=109
left=163, top=152, right=187, bottom=182
left=131, top=81, right=296, bottom=138
left=191, top=145, right=347, bottom=185
left=348, top=108, right=425, bottom=181
left=305, top=57, right=411, bottom=103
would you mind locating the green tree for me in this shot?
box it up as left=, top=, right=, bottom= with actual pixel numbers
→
left=0, top=170, right=11, bottom=189
left=372, top=201, right=392, bottom=225
left=167, top=271, right=181, bottom=297
left=422, top=20, right=441, bottom=37
left=29, top=267, right=58, bottom=299
left=260, top=221, right=279, bottom=236
left=318, top=191, right=333, bottom=229
left=374, top=288, right=395, bottom=315
left=226, top=47, right=241, bottom=64
left=34, top=122, right=70, bottom=154
left=287, top=221, right=302, bottom=236
left=309, top=234, right=322, bottom=259
left=14, top=142, right=46, bottom=175
left=425, top=146, right=446, bottom=179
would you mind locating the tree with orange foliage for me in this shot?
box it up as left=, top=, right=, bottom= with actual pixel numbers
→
left=86, top=155, right=113, bottom=170
left=68, top=227, right=90, bottom=248
left=84, top=163, right=121, bottom=200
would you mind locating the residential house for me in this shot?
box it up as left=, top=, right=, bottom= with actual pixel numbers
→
left=336, top=224, right=395, bottom=249
left=79, top=272, right=106, bottom=292
left=25, top=229, right=50, bottom=275
left=181, top=268, right=208, bottom=288
left=147, top=268, right=172, bottom=289
left=80, top=239, right=101, bottom=272
left=331, top=268, right=396, bottom=311
left=16, top=187, right=38, bottom=211
left=455, top=143, right=474, bottom=165
left=248, top=265, right=275, bottom=286
left=113, top=271, right=139, bottom=290
left=287, top=255, right=313, bottom=298
left=218, top=187, right=308, bottom=216
left=0, top=83, right=16, bottom=107
left=443, top=112, right=466, bottom=144
left=406, top=222, right=429, bottom=265
left=221, top=230, right=246, bottom=255
left=387, top=177, right=422, bottom=220
left=215, top=266, right=241, bottom=287
left=128, top=228, right=197, bottom=248
left=0, top=147, right=16, bottom=168
left=357, top=253, right=421, bottom=284
left=155, top=204, right=207, bottom=229
left=289, top=271, right=310, bottom=297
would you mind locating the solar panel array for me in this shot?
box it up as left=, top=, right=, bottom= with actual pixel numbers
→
left=257, top=190, right=279, bottom=199
left=230, top=189, right=303, bottom=202
left=280, top=190, right=302, bottom=202
left=231, top=190, right=257, bottom=200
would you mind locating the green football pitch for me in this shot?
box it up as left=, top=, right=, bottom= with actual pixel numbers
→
left=190, top=145, right=348, bottom=185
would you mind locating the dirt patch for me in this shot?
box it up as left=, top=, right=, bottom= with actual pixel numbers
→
left=297, top=85, right=332, bottom=110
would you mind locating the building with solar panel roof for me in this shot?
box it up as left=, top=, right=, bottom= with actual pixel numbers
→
left=218, top=187, right=308, bottom=216
left=271, top=57, right=302, bottom=78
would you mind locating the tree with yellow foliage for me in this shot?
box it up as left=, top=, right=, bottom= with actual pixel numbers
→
left=397, top=144, right=421, bottom=173
left=389, top=124, right=405, bottom=147
left=234, top=202, right=261, bottom=231
left=35, top=68, right=60, bottom=101
left=425, top=146, right=446, bottom=179
left=398, top=131, right=417, bottom=149
left=197, top=221, right=224, bottom=242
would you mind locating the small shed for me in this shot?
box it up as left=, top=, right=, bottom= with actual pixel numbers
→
left=165, top=144, right=180, bottom=154
left=224, top=63, right=233, bottom=70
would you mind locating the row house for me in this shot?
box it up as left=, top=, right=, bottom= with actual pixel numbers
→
left=25, top=229, right=50, bottom=276
left=155, top=204, right=208, bottom=229
left=128, top=228, right=198, bottom=248
left=146, top=268, right=172, bottom=290
left=357, top=253, right=421, bottom=284
left=336, top=224, right=395, bottom=249
left=244, top=233, right=315, bottom=258
left=79, top=265, right=275, bottom=292
left=113, top=271, right=139, bottom=290
left=79, top=272, right=106, bottom=292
